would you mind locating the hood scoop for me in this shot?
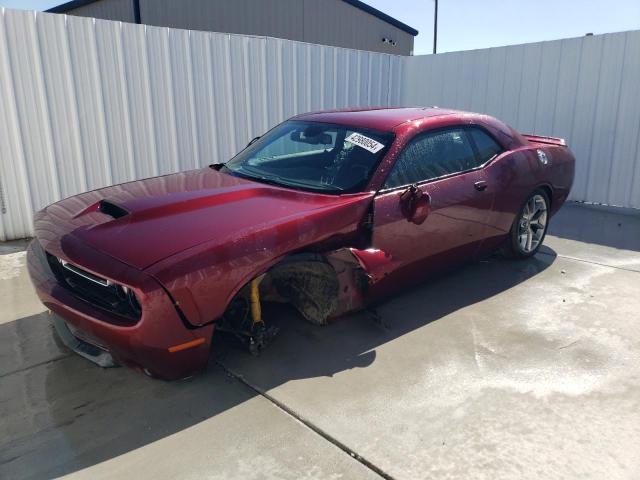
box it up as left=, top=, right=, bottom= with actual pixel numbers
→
left=98, top=200, right=129, bottom=219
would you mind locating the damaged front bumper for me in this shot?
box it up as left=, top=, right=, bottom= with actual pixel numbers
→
left=27, top=239, right=214, bottom=380
left=51, top=313, right=118, bottom=368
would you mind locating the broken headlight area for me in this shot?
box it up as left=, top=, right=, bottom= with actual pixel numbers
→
left=45, top=252, right=142, bottom=324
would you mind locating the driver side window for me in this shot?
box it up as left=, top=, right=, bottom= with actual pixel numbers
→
left=384, top=128, right=477, bottom=189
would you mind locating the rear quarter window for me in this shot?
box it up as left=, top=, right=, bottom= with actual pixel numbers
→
left=469, top=128, right=503, bottom=164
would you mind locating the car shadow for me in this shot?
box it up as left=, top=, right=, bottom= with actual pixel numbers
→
left=212, top=249, right=557, bottom=389
left=548, top=202, right=640, bottom=251
left=0, top=250, right=556, bottom=479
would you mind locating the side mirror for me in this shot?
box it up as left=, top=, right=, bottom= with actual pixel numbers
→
left=399, top=184, right=430, bottom=225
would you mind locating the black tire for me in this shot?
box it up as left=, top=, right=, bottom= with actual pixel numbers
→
left=504, top=189, right=550, bottom=259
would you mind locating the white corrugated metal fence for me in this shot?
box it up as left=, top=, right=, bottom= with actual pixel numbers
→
left=403, top=30, right=640, bottom=209
left=0, top=8, right=402, bottom=240
left=0, top=8, right=639, bottom=240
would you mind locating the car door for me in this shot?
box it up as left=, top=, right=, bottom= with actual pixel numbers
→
left=369, top=126, right=496, bottom=292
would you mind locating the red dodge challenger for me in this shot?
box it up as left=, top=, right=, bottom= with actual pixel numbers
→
left=27, top=107, right=575, bottom=379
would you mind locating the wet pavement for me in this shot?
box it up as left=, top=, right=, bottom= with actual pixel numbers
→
left=1, top=202, right=640, bottom=479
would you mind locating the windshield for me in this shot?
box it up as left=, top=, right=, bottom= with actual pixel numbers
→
left=221, top=120, right=394, bottom=194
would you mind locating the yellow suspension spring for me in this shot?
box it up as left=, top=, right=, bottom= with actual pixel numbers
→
left=249, top=278, right=263, bottom=326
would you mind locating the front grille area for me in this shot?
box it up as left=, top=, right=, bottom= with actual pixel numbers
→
left=46, top=252, right=141, bottom=325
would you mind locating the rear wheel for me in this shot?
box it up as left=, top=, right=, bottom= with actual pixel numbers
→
left=505, top=190, right=549, bottom=258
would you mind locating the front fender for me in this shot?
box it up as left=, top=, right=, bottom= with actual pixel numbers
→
left=145, top=194, right=374, bottom=326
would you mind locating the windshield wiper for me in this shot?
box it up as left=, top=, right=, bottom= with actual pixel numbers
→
left=274, top=178, right=345, bottom=192
left=226, top=168, right=289, bottom=188
left=225, top=167, right=343, bottom=193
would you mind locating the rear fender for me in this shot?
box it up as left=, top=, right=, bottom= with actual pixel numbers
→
left=531, top=144, right=575, bottom=215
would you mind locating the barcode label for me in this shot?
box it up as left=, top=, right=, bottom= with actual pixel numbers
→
left=345, top=133, right=385, bottom=154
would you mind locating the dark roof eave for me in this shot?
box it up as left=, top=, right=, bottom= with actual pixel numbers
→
left=341, top=0, right=418, bottom=36
left=46, top=0, right=419, bottom=37
left=45, top=0, right=97, bottom=13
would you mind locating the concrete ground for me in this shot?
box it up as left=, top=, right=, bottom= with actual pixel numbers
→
left=1, top=202, right=640, bottom=480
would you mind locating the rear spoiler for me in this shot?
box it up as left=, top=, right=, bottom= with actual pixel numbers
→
left=522, top=134, right=567, bottom=147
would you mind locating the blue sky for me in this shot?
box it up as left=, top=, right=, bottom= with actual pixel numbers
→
left=2, top=0, right=639, bottom=54
left=366, top=0, right=640, bottom=54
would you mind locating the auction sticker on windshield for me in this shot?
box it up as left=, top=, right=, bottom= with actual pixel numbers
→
left=345, top=133, right=385, bottom=153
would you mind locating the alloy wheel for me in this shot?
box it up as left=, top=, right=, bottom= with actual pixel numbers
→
left=518, top=194, right=548, bottom=253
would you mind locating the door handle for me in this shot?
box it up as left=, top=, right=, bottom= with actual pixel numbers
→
left=474, top=180, right=488, bottom=192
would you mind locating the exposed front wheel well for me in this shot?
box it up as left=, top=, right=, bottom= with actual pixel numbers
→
left=220, top=253, right=340, bottom=333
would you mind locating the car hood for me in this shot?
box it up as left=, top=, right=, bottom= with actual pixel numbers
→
left=35, top=168, right=374, bottom=270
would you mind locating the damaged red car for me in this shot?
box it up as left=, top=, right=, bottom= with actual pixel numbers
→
left=27, top=107, right=575, bottom=379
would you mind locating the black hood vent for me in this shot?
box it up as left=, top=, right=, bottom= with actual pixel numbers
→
left=98, top=200, right=129, bottom=219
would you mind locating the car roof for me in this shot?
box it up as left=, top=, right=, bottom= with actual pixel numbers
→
left=293, top=106, right=463, bottom=132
